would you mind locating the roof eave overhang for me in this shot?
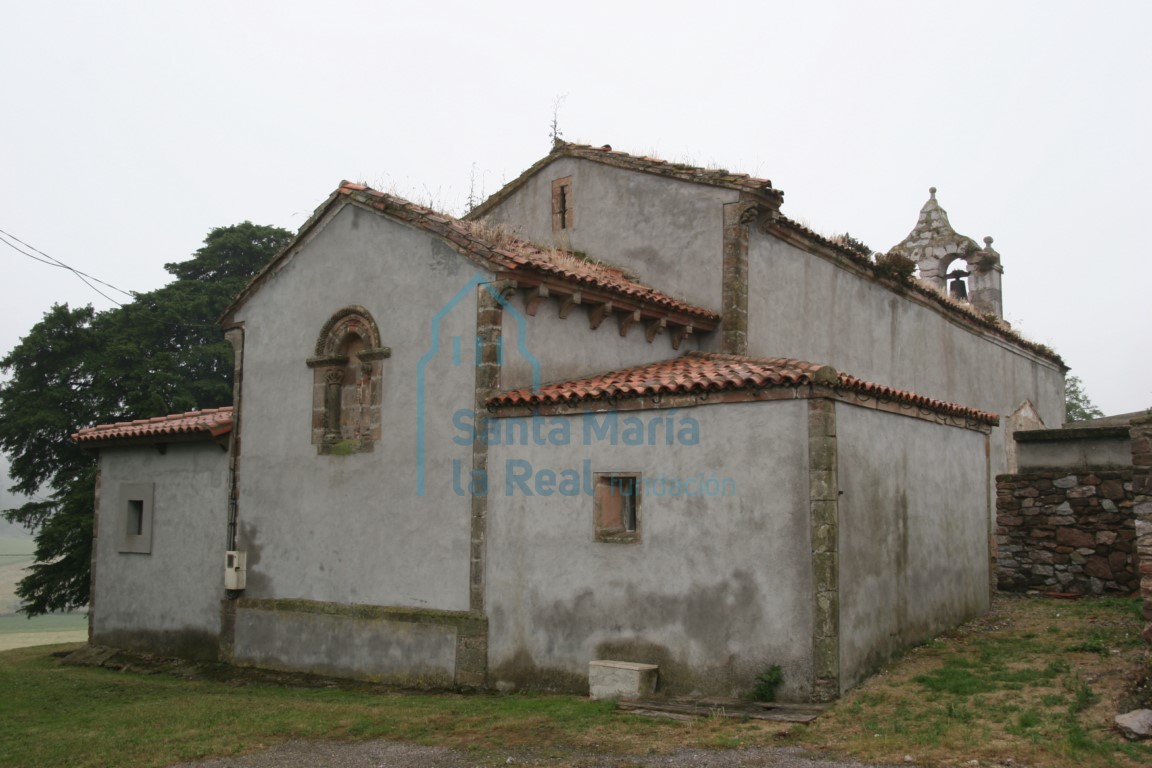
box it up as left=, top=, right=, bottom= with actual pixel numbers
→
left=488, top=383, right=996, bottom=434
left=74, top=429, right=232, bottom=451
left=495, top=270, right=719, bottom=333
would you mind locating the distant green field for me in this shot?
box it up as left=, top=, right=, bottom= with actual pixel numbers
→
left=0, top=537, right=37, bottom=615
left=0, top=536, right=35, bottom=560
left=0, top=612, right=87, bottom=635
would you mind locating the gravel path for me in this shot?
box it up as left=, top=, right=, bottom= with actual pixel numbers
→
left=168, top=740, right=904, bottom=768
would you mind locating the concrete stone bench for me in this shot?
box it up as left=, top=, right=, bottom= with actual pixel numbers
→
left=588, top=660, right=659, bottom=700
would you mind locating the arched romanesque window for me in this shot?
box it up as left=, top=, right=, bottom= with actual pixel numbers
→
left=306, top=306, right=390, bottom=454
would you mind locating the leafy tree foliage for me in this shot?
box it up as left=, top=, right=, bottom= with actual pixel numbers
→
left=0, top=222, right=292, bottom=615
left=1065, top=374, right=1105, bottom=423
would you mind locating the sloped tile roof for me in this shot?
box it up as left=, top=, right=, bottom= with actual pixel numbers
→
left=833, top=373, right=1000, bottom=425
left=73, top=407, right=234, bottom=445
left=488, top=352, right=999, bottom=425
left=463, top=140, right=1063, bottom=368
left=338, top=183, right=719, bottom=323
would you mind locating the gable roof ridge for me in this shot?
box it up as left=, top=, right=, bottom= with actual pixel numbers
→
left=554, top=140, right=782, bottom=196
left=466, top=140, right=782, bottom=221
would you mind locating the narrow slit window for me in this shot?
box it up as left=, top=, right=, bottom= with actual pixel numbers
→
left=118, top=482, right=154, bottom=554
left=551, top=176, right=573, bottom=232
left=127, top=499, right=145, bottom=536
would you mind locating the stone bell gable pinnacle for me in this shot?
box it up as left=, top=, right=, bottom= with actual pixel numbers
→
left=889, top=187, right=1005, bottom=320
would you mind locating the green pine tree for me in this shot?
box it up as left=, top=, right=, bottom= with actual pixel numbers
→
left=1065, top=375, right=1105, bottom=423
left=0, top=222, right=292, bottom=615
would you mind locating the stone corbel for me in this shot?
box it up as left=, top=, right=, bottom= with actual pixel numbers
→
left=739, top=203, right=763, bottom=226
left=589, top=301, right=613, bottom=330
left=757, top=208, right=780, bottom=234
left=618, top=309, right=641, bottom=337
left=524, top=285, right=550, bottom=317
left=645, top=317, right=666, bottom=343
left=558, top=292, right=581, bottom=319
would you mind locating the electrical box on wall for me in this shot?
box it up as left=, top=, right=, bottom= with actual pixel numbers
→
left=224, top=550, right=247, bottom=590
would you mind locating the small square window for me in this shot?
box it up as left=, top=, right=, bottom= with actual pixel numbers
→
left=594, top=473, right=640, bottom=543
left=118, top=483, right=154, bottom=554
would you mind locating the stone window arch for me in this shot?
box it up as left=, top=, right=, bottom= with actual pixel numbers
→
left=306, top=306, right=390, bottom=454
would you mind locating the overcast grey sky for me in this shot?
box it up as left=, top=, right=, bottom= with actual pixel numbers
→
left=1, top=0, right=1149, bottom=420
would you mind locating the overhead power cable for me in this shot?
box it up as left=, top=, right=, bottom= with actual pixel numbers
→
left=0, top=226, right=236, bottom=333
left=0, top=227, right=136, bottom=306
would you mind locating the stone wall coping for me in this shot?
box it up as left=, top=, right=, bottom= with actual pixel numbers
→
left=590, top=660, right=660, bottom=671
left=1014, top=427, right=1131, bottom=443
left=997, top=469, right=1134, bottom=482
left=235, top=598, right=488, bottom=634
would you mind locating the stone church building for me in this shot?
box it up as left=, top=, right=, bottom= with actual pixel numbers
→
left=76, top=140, right=1066, bottom=701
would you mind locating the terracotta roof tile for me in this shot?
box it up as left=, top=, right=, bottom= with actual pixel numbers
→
left=337, top=182, right=719, bottom=323
left=488, top=352, right=999, bottom=425
left=833, top=374, right=999, bottom=425
left=73, top=407, right=234, bottom=444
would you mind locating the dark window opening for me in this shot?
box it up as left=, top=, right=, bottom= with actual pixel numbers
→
left=552, top=177, right=573, bottom=233
left=595, top=473, right=641, bottom=543
left=118, top=482, right=153, bottom=554
left=127, top=499, right=145, bottom=536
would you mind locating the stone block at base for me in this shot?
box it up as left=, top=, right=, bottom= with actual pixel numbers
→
left=589, top=660, right=659, bottom=700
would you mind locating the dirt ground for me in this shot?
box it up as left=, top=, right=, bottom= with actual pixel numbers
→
left=0, top=629, right=88, bottom=652
left=166, top=740, right=901, bottom=768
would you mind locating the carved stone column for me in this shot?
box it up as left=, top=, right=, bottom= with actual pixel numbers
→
left=323, top=367, right=345, bottom=444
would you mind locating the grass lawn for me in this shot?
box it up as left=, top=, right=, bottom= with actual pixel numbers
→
left=0, top=643, right=755, bottom=768
left=799, top=595, right=1152, bottom=767
left=0, top=595, right=1149, bottom=768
